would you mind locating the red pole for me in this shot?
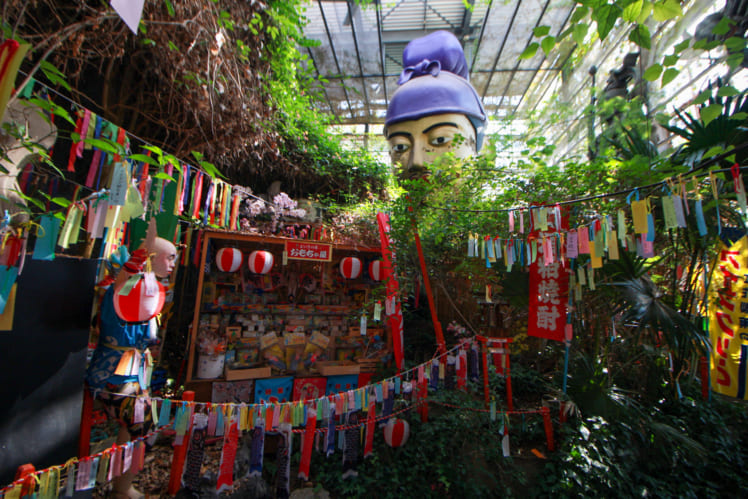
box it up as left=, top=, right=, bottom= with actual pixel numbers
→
left=168, top=390, right=194, bottom=495
left=542, top=406, right=554, bottom=451
left=504, top=340, right=514, bottom=412
left=14, top=463, right=35, bottom=496
left=78, top=386, right=94, bottom=458
left=413, top=227, right=446, bottom=354
left=477, top=336, right=490, bottom=407
left=559, top=401, right=567, bottom=425
left=419, top=379, right=429, bottom=423
left=699, top=356, right=709, bottom=400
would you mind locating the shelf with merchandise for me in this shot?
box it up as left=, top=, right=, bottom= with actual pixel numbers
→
left=184, top=229, right=388, bottom=400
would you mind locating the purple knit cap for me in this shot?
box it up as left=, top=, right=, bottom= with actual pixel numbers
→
left=385, top=31, right=487, bottom=151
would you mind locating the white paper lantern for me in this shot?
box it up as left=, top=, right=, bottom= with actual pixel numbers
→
left=113, top=273, right=165, bottom=323
left=248, top=250, right=274, bottom=274
left=340, top=257, right=362, bottom=279
left=383, top=418, right=410, bottom=448
left=369, top=260, right=383, bottom=281
left=216, top=247, right=243, bottom=272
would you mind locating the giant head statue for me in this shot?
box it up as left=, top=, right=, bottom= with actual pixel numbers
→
left=385, top=31, right=487, bottom=180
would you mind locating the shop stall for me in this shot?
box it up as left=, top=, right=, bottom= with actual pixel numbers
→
left=184, top=230, right=389, bottom=402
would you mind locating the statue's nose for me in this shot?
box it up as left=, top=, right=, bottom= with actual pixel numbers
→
left=408, top=144, right=426, bottom=168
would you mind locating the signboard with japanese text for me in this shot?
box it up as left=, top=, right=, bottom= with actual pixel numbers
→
left=528, top=252, right=568, bottom=342
left=285, top=241, right=332, bottom=262
left=709, top=235, right=748, bottom=399
left=527, top=205, right=569, bottom=342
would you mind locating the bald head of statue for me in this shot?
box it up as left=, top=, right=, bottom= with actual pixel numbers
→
left=150, top=237, right=177, bottom=278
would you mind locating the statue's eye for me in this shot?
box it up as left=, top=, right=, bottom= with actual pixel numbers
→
left=391, top=143, right=410, bottom=154
left=429, top=135, right=452, bottom=146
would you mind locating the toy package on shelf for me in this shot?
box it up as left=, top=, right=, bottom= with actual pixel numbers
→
left=230, top=338, right=260, bottom=367
left=284, top=331, right=306, bottom=372
left=260, top=331, right=286, bottom=370
left=303, top=330, right=330, bottom=368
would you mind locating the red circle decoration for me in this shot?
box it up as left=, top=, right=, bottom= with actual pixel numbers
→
left=114, top=276, right=165, bottom=323
left=248, top=250, right=274, bottom=274
left=216, top=247, right=243, bottom=272
left=339, top=257, right=362, bottom=279
left=383, top=418, right=410, bottom=448
left=368, top=260, right=383, bottom=281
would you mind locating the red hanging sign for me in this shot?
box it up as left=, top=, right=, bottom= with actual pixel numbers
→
left=285, top=241, right=332, bottom=262
left=528, top=206, right=569, bottom=342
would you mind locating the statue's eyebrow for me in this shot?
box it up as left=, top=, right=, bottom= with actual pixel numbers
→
left=387, top=131, right=412, bottom=140
left=422, top=122, right=458, bottom=134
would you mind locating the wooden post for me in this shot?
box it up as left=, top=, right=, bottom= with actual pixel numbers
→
left=542, top=406, right=554, bottom=451
left=168, top=390, right=195, bottom=495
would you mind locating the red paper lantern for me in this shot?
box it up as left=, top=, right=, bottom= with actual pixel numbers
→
left=383, top=418, right=410, bottom=448
left=216, top=247, right=242, bottom=272
left=248, top=250, right=274, bottom=274
left=339, top=257, right=362, bottom=279
left=114, top=274, right=165, bottom=323
left=368, top=260, right=383, bottom=281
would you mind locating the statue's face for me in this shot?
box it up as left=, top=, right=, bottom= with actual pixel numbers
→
left=386, top=113, right=476, bottom=180
left=152, top=239, right=177, bottom=278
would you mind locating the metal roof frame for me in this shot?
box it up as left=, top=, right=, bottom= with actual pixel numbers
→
left=302, top=0, right=577, bottom=125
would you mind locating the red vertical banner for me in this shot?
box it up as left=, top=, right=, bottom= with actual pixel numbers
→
left=364, top=398, right=376, bottom=458
left=216, top=413, right=239, bottom=492
left=298, top=406, right=316, bottom=480
left=528, top=208, right=569, bottom=342
left=376, top=212, right=404, bottom=371
left=528, top=250, right=568, bottom=341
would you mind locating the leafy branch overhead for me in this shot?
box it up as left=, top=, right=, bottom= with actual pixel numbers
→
left=525, top=0, right=744, bottom=91
left=2, top=0, right=387, bottom=199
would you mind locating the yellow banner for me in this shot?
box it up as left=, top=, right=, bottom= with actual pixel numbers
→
left=709, top=235, right=748, bottom=398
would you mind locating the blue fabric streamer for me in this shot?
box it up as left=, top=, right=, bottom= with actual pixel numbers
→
left=695, top=199, right=707, bottom=236
left=32, top=215, right=62, bottom=260
left=0, top=266, right=18, bottom=314
left=325, top=405, right=336, bottom=457
left=646, top=213, right=656, bottom=242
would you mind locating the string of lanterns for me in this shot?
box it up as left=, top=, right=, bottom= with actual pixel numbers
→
left=214, top=248, right=383, bottom=282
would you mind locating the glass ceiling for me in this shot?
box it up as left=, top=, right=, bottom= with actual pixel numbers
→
left=301, top=0, right=577, bottom=125
left=301, top=0, right=745, bottom=162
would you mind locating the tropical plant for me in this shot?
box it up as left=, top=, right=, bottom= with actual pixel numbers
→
left=663, top=82, right=748, bottom=170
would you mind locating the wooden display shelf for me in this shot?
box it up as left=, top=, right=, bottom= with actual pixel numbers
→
left=356, top=358, right=379, bottom=373
left=316, top=360, right=360, bottom=376
left=225, top=365, right=272, bottom=381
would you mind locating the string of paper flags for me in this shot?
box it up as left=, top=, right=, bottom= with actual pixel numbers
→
left=8, top=74, right=320, bottom=258
left=0, top=425, right=169, bottom=498
left=0, top=335, right=520, bottom=497
left=460, top=166, right=746, bottom=282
